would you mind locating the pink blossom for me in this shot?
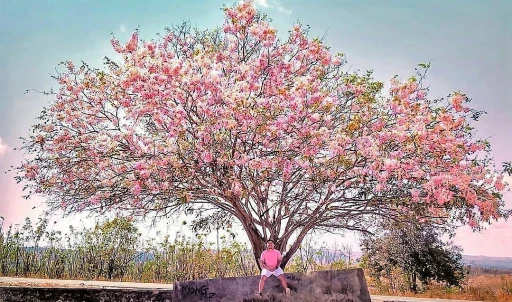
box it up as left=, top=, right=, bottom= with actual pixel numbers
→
left=495, top=175, right=505, bottom=190
left=16, top=0, right=508, bottom=235
left=450, top=93, right=465, bottom=112
left=411, top=189, right=421, bottom=202
left=131, top=182, right=142, bottom=196
left=201, top=151, right=213, bottom=163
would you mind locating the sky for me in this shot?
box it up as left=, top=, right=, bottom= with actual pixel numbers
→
left=0, top=0, right=511, bottom=257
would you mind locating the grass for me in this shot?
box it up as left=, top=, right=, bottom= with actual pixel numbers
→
left=369, top=273, right=512, bottom=302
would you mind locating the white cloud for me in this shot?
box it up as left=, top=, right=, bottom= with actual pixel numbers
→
left=120, top=24, right=126, bottom=33
left=254, top=0, right=269, bottom=8
left=254, top=0, right=292, bottom=15
left=0, top=137, right=10, bottom=156
left=275, top=4, right=292, bottom=15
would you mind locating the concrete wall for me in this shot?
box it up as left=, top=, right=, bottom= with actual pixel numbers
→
left=0, top=269, right=371, bottom=302
left=0, top=287, right=174, bottom=302
left=173, top=268, right=371, bottom=302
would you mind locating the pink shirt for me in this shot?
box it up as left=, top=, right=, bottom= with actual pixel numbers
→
left=260, top=249, right=282, bottom=268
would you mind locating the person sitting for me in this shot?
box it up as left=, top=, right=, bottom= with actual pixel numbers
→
left=256, top=239, right=291, bottom=298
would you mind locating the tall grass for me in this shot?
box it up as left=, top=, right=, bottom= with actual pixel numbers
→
left=365, top=268, right=512, bottom=302
left=0, top=217, right=350, bottom=283
left=0, top=217, right=259, bottom=282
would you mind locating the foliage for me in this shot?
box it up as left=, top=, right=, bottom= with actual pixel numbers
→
left=2, top=216, right=512, bottom=301
left=15, top=0, right=509, bottom=268
left=286, top=235, right=352, bottom=273
left=70, top=217, right=140, bottom=280
left=365, top=273, right=512, bottom=302
left=361, top=220, right=466, bottom=293
left=0, top=217, right=258, bottom=282
left=0, top=216, right=356, bottom=281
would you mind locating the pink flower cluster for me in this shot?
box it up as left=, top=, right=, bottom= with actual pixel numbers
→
left=19, top=0, right=508, bottom=227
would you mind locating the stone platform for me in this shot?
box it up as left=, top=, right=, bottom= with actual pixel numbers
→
left=0, top=272, right=483, bottom=302
left=173, top=268, right=370, bottom=301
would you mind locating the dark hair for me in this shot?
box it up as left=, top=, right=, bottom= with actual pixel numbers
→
left=267, top=239, right=274, bottom=243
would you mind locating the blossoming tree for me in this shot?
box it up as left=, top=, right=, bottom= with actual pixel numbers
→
left=17, top=0, right=509, bottom=268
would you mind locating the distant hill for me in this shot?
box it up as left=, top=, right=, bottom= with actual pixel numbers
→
left=462, top=255, right=512, bottom=270
left=340, top=252, right=512, bottom=270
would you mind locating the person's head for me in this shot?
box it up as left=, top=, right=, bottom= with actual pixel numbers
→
left=266, top=240, right=275, bottom=250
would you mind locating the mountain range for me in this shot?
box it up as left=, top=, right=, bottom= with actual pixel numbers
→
left=461, top=255, right=512, bottom=270
left=347, top=252, right=512, bottom=270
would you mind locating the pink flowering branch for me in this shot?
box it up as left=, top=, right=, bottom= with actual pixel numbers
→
left=16, top=0, right=509, bottom=268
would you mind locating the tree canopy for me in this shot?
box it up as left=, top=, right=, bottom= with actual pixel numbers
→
left=361, top=220, right=466, bottom=293
left=16, top=0, right=509, bottom=267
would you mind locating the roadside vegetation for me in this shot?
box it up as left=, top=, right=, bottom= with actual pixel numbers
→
left=1, top=216, right=510, bottom=302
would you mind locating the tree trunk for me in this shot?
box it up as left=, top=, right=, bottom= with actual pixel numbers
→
left=243, top=223, right=299, bottom=270
left=279, top=228, right=310, bottom=269
left=240, top=221, right=265, bottom=270
left=410, top=271, right=417, bottom=293
left=236, top=209, right=312, bottom=271
left=252, top=244, right=264, bottom=270
left=280, top=247, right=292, bottom=269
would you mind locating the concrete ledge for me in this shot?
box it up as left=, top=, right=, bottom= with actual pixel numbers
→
left=173, top=268, right=371, bottom=302
left=0, top=286, right=174, bottom=302
left=0, top=276, right=484, bottom=302
left=370, top=296, right=483, bottom=302
left=0, top=277, right=174, bottom=290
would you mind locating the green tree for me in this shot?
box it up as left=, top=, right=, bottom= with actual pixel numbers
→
left=361, top=220, right=466, bottom=293
left=76, top=217, right=141, bottom=280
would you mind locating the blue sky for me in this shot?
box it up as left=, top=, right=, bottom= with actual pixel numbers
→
left=0, top=0, right=510, bottom=256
